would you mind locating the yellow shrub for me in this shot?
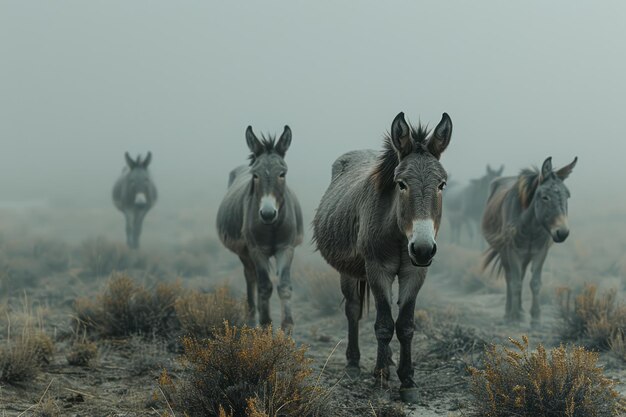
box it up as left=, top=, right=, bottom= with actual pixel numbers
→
left=469, top=336, right=625, bottom=417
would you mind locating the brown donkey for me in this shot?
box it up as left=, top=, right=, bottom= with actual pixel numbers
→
left=482, top=156, right=577, bottom=325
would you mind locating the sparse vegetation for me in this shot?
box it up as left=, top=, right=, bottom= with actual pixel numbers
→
left=159, top=324, right=326, bottom=417
left=79, top=236, right=148, bottom=276
left=0, top=328, right=54, bottom=384
left=469, top=336, right=625, bottom=417
left=73, top=273, right=181, bottom=338
left=557, top=284, right=626, bottom=350
left=175, top=286, right=246, bottom=339
left=66, top=340, right=98, bottom=366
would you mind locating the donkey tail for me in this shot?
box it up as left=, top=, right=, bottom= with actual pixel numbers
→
left=358, top=280, right=370, bottom=320
left=482, top=247, right=503, bottom=276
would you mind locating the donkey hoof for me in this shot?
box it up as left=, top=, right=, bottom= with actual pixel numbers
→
left=399, top=387, right=420, bottom=404
left=281, top=319, right=294, bottom=333
left=345, top=365, right=361, bottom=379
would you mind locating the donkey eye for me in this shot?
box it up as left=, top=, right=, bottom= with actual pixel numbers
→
left=279, top=172, right=286, bottom=179
left=542, top=195, right=550, bottom=201
left=252, top=174, right=259, bottom=180
left=438, top=181, right=447, bottom=191
left=397, top=180, right=408, bottom=191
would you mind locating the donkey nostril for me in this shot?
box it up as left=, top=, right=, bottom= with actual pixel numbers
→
left=431, top=243, right=437, bottom=258
left=409, top=242, right=417, bottom=256
left=260, top=208, right=277, bottom=222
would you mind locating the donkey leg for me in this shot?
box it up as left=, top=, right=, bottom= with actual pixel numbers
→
left=239, top=254, right=257, bottom=327
left=396, top=268, right=426, bottom=403
left=367, top=265, right=394, bottom=386
left=132, top=210, right=147, bottom=249
left=530, top=251, right=548, bottom=326
left=340, top=274, right=363, bottom=378
left=124, top=211, right=134, bottom=248
left=253, top=255, right=273, bottom=327
left=502, top=255, right=523, bottom=322
left=275, top=247, right=295, bottom=331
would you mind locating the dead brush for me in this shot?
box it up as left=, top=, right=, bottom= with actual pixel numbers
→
left=557, top=284, right=626, bottom=350
left=66, top=335, right=98, bottom=367
left=73, top=273, right=181, bottom=338
left=469, top=336, right=626, bottom=417
left=0, top=326, right=54, bottom=384
left=79, top=236, right=147, bottom=277
left=175, top=286, right=245, bottom=339
left=159, top=324, right=327, bottom=417
left=296, top=266, right=342, bottom=316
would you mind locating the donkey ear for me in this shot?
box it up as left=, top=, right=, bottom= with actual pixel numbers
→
left=142, top=151, right=152, bottom=168
left=125, top=152, right=136, bottom=169
left=275, top=125, right=292, bottom=156
left=427, top=113, right=452, bottom=160
left=245, top=126, right=263, bottom=155
left=486, top=164, right=494, bottom=175
left=540, top=157, right=553, bottom=182
left=556, top=156, right=578, bottom=180
left=497, top=164, right=505, bottom=176
left=390, top=112, right=412, bottom=158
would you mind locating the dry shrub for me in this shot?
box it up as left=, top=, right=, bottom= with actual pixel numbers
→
left=160, top=324, right=326, bottom=417
left=33, top=396, right=61, bottom=417
left=73, top=273, right=181, bottom=338
left=297, top=266, right=342, bottom=315
left=33, top=238, right=70, bottom=273
left=170, top=237, right=220, bottom=277
left=79, top=236, right=147, bottom=276
left=0, top=328, right=54, bottom=384
left=469, top=336, right=625, bottom=417
left=557, top=285, right=626, bottom=350
left=66, top=340, right=98, bottom=366
left=175, top=286, right=245, bottom=339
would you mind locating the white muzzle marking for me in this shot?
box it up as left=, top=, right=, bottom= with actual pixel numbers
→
left=135, top=192, right=147, bottom=205
left=410, top=219, right=435, bottom=246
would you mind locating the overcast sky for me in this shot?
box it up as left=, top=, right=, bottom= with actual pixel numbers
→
left=1, top=1, right=624, bottom=215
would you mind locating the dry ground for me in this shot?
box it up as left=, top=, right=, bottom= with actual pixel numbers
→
left=1, top=204, right=626, bottom=416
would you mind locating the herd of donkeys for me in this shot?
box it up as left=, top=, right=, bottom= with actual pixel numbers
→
left=112, top=111, right=577, bottom=402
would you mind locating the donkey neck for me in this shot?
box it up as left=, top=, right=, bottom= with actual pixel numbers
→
left=517, top=198, right=549, bottom=243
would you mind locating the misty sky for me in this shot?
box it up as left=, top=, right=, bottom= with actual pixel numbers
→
left=1, top=1, right=625, bottom=215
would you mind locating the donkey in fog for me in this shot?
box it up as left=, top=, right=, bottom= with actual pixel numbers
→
left=113, top=152, right=158, bottom=249
left=482, top=156, right=577, bottom=324
left=446, top=164, right=504, bottom=245
left=217, top=126, right=303, bottom=330
left=313, top=112, right=452, bottom=403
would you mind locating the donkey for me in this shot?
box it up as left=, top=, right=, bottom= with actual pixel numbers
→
left=112, top=152, right=158, bottom=249
left=313, top=112, right=452, bottom=403
left=445, top=164, right=504, bottom=245
left=216, top=125, right=303, bottom=330
left=482, top=156, right=577, bottom=324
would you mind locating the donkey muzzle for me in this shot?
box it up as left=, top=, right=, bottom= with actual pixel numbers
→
left=551, top=227, right=570, bottom=243
left=550, top=216, right=570, bottom=243
left=408, top=219, right=437, bottom=267
left=259, top=194, right=278, bottom=225
left=134, top=192, right=147, bottom=207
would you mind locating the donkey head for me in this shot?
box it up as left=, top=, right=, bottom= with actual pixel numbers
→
left=390, top=112, right=452, bottom=267
left=124, top=152, right=152, bottom=208
left=534, top=156, right=578, bottom=243
left=246, top=125, right=292, bottom=225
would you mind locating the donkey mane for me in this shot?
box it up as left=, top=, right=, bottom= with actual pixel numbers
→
left=248, top=134, right=278, bottom=165
left=372, top=124, right=431, bottom=191
left=517, top=167, right=541, bottom=209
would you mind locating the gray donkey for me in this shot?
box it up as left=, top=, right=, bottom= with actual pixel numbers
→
left=112, top=152, right=158, bottom=249
left=313, top=112, right=452, bottom=403
left=445, top=164, right=504, bottom=244
left=216, top=126, right=303, bottom=330
left=482, top=156, right=577, bottom=324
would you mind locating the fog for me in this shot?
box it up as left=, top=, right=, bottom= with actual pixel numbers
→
left=1, top=1, right=625, bottom=222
